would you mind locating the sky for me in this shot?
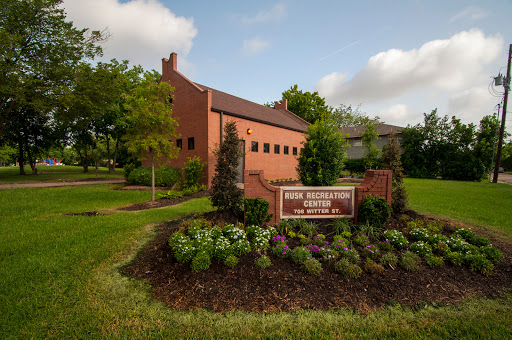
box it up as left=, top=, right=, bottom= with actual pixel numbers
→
left=61, top=0, right=512, bottom=133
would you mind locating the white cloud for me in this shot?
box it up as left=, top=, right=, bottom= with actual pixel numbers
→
left=315, top=29, right=503, bottom=107
left=241, top=38, right=270, bottom=56
left=448, top=87, right=497, bottom=122
left=61, top=0, right=197, bottom=71
left=239, top=2, right=287, bottom=24
left=375, top=104, right=420, bottom=126
left=450, top=6, right=489, bottom=23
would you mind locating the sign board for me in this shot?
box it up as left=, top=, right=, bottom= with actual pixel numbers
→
left=280, top=186, right=355, bottom=219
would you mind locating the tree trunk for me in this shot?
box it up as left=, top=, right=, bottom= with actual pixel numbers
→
left=111, top=138, right=119, bottom=173
left=82, top=144, right=89, bottom=173
left=106, top=135, right=112, bottom=173
left=17, top=130, right=25, bottom=175
left=151, top=153, right=156, bottom=201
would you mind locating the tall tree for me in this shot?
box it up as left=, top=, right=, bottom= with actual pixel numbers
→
left=0, top=0, right=105, bottom=138
left=280, top=85, right=331, bottom=123
left=123, top=72, right=180, bottom=201
left=210, top=120, right=244, bottom=216
left=297, top=117, right=348, bottom=186
left=330, top=104, right=380, bottom=128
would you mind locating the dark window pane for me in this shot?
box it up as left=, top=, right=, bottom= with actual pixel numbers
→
left=251, top=141, right=258, bottom=152
left=188, top=137, right=195, bottom=150
left=274, top=144, right=280, bottom=154
left=264, top=143, right=270, bottom=153
left=293, top=147, right=297, bottom=155
left=176, top=139, right=182, bottom=149
left=284, top=146, right=289, bottom=155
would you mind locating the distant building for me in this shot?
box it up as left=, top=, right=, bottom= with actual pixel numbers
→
left=340, top=124, right=404, bottom=159
left=147, top=53, right=309, bottom=186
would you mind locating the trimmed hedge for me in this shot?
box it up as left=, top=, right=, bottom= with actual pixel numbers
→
left=127, top=166, right=182, bottom=187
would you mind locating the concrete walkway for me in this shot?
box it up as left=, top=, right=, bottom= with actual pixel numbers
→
left=0, top=178, right=126, bottom=189
left=495, top=173, right=512, bottom=185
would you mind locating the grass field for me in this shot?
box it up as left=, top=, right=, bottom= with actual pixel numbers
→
left=0, top=175, right=511, bottom=338
left=0, top=165, right=124, bottom=183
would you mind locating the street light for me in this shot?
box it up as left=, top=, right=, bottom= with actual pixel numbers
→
left=492, top=44, right=512, bottom=183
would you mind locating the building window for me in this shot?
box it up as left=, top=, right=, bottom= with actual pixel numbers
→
left=263, top=143, right=270, bottom=153
left=353, top=138, right=362, bottom=147
left=293, top=147, right=297, bottom=155
left=274, top=144, right=280, bottom=154
left=251, top=141, right=258, bottom=152
left=284, top=145, right=289, bottom=155
left=188, top=137, right=195, bottom=150
left=176, top=139, right=182, bottom=150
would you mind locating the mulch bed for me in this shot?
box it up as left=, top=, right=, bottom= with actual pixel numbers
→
left=121, top=202, right=512, bottom=313
left=117, top=191, right=210, bottom=211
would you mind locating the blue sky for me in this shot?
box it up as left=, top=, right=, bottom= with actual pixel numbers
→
left=62, top=0, right=512, bottom=133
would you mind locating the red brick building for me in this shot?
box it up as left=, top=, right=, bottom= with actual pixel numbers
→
left=155, top=53, right=309, bottom=186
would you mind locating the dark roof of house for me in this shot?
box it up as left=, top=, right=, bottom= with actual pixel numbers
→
left=340, top=123, right=404, bottom=138
left=194, top=83, right=309, bottom=133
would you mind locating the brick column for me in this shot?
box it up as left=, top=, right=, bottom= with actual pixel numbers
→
left=244, top=170, right=280, bottom=224
left=354, top=170, right=392, bottom=223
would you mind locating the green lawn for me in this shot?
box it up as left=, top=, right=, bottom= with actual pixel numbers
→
left=0, top=165, right=124, bottom=183
left=0, top=179, right=511, bottom=338
left=405, top=178, right=512, bottom=236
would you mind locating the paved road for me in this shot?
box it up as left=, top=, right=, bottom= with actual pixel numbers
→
left=0, top=178, right=126, bottom=189
left=495, top=172, right=512, bottom=185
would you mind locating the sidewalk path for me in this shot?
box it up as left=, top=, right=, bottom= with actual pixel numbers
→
left=0, top=178, right=126, bottom=189
left=496, top=173, right=512, bottom=185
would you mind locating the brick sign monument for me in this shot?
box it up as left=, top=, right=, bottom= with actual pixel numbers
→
left=244, top=169, right=392, bottom=224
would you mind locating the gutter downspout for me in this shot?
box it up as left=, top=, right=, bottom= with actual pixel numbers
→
left=220, top=111, right=223, bottom=145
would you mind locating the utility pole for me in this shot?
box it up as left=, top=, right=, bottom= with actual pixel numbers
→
left=493, top=43, right=512, bottom=183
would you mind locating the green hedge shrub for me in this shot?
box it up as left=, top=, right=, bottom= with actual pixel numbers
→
left=358, top=194, right=391, bottom=227
left=127, top=166, right=181, bottom=187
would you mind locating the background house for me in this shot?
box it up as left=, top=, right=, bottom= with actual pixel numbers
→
left=152, top=53, right=309, bottom=186
left=340, top=124, right=404, bottom=159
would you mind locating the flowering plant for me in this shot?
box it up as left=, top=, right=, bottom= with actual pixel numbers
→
left=354, top=233, right=370, bottom=246
left=361, top=244, right=380, bottom=259
left=409, top=241, right=432, bottom=257
left=383, top=229, right=408, bottom=249
left=409, top=227, right=430, bottom=242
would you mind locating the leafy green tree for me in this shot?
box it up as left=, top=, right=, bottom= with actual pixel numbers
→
left=361, top=124, right=381, bottom=169
left=297, top=117, right=348, bottom=186
left=0, top=0, right=104, bottom=138
left=330, top=104, right=380, bottom=128
left=123, top=72, right=180, bottom=201
left=382, top=134, right=408, bottom=213
left=0, top=143, right=16, bottom=166
left=280, top=85, right=331, bottom=123
left=210, top=120, right=244, bottom=216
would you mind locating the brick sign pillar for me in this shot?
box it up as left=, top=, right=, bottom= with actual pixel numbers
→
left=244, top=170, right=281, bottom=224
left=354, top=170, right=393, bottom=224
left=244, top=169, right=392, bottom=224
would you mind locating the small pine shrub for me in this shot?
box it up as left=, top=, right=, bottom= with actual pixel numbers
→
left=358, top=194, right=391, bottom=227
left=364, top=259, right=384, bottom=276
left=190, top=251, right=211, bottom=272
left=334, top=259, right=362, bottom=278
left=224, top=255, right=239, bottom=268
left=400, top=251, right=420, bottom=272
left=424, top=254, right=444, bottom=268
left=254, top=256, right=271, bottom=269
left=380, top=252, right=398, bottom=267
left=302, top=258, right=322, bottom=275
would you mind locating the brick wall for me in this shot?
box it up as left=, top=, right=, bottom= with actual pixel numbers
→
left=244, top=169, right=392, bottom=224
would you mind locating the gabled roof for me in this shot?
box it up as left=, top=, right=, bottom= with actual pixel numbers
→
left=340, top=123, right=404, bottom=138
left=194, top=83, right=309, bottom=133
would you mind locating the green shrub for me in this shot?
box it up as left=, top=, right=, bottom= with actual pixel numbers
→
left=409, top=241, right=433, bottom=257
left=380, top=252, right=398, bottom=267
left=311, top=234, right=326, bottom=246
left=191, top=251, right=211, bottom=272
left=123, top=163, right=137, bottom=179
left=356, top=220, right=382, bottom=239
left=212, top=236, right=231, bottom=261
left=428, top=233, right=449, bottom=246
left=182, top=185, right=198, bottom=196
left=400, top=251, right=420, bottom=272
left=158, top=190, right=183, bottom=199
left=254, top=256, right=271, bottom=269
left=331, top=218, right=353, bottom=234
left=409, top=228, right=430, bottom=242
left=479, top=245, right=504, bottom=262
left=383, top=229, right=409, bottom=249
left=272, top=242, right=290, bottom=258
left=358, top=194, right=391, bottom=227
left=340, top=248, right=360, bottom=264
left=334, top=258, right=362, bottom=278
left=361, top=244, right=380, bottom=260
left=424, top=254, right=444, bottom=268
left=364, top=259, right=384, bottom=276
left=464, top=253, right=493, bottom=275
left=224, top=255, right=239, bottom=268
left=377, top=239, right=394, bottom=251
left=473, top=235, right=491, bottom=247
left=453, top=228, right=476, bottom=243
left=354, top=233, right=370, bottom=246
left=184, top=156, right=206, bottom=189
left=446, top=251, right=464, bottom=266
left=229, top=239, right=251, bottom=257
left=291, top=246, right=310, bottom=264
left=302, top=258, right=322, bottom=275
left=244, top=197, right=272, bottom=226
left=275, top=220, right=292, bottom=235
left=433, top=241, right=450, bottom=256
left=292, top=219, right=317, bottom=238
